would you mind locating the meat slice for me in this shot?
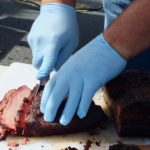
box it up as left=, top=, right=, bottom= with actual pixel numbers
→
left=0, top=85, right=107, bottom=139
left=0, top=90, right=17, bottom=140
left=0, top=89, right=16, bottom=113
left=0, top=86, right=31, bottom=130
left=0, top=125, right=7, bottom=140
left=0, top=86, right=31, bottom=139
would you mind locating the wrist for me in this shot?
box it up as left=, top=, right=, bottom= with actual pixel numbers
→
left=99, top=34, right=127, bottom=64
left=41, top=0, right=76, bottom=7
left=103, top=32, right=132, bottom=61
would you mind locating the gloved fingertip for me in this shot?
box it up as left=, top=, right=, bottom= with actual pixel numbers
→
left=77, top=110, right=86, bottom=119
left=44, top=113, right=54, bottom=122
left=59, top=115, right=69, bottom=126
left=40, top=104, right=45, bottom=114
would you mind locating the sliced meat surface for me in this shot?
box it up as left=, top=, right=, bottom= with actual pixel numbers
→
left=0, top=85, right=107, bottom=139
left=0, top=86, right=31, bottom=130
left=0, top=89, right=16, bottom=113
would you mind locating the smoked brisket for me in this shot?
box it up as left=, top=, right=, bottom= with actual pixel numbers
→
left=103, top=71, right=150, bottom=137
left=0, top=85, right=107, bottom=140
left=109, top=144, right=150, bottom=150
left=109, top=144, right=140, bottom=150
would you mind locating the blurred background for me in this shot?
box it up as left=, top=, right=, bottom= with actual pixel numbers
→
left=0, top=0, right=150, bottom=71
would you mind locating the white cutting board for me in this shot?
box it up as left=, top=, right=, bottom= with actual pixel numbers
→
left=0, top=62, right=39, bottom=100
left=0, top=62, right=150, bottom=150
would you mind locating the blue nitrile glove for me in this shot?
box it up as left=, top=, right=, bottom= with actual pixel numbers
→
left=41, top=34, right=127, bottom=125
left=27, top=3, right=79, bottom=80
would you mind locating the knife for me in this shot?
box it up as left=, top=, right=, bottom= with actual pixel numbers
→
left=34, top=75, right=50, bottom=97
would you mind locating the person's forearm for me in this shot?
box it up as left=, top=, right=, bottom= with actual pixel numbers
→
left=104, top=0, right=150, bottom=60
left=41, top=0, right=76, bottom=7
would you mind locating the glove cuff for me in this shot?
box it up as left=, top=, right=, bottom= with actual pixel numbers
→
left=99, top=33, right=127, bottom=70
left=40, top=3, right=76, bottom=14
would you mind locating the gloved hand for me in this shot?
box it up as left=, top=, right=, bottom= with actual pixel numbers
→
left=28, top=3, right=79, bottom=80
left=41, top=34, right=127, bottom=125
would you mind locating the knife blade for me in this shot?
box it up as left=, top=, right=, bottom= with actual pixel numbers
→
left=34, top=75, right=50, bottom=97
